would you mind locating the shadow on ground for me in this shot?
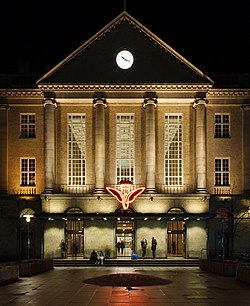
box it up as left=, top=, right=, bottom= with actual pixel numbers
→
left=83, top=273, right=172, bottom=287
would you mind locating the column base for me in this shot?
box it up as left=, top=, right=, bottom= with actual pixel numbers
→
left=43, top=188, right=54, bottom=194
left=146, top=188, right=157, bottom=193
left=94, top=188, right=106, bottom=193
left=196, top=188, right=207, bottom=194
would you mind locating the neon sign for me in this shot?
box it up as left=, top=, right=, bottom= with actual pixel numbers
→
left=106, top=180, right=145, bottom=210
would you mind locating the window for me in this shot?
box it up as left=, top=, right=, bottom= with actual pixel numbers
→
left=67, top=114, right=86, bottom=186
left=20, top=158, right=36, bottom=186
left=215, top=158, right=230, bottom=186
left=164, top=115, right=183, bottom=186
left=116, top=114, right=135, bottom=184
left=215, top=114, right=230, bottom=138
left=20, top=114, right=36, bottom=138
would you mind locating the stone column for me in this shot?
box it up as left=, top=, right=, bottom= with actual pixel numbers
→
left=94, top=98, right=107, bottom=193
left=193, top=99, right=207, bottom=193
left=44, top=99, right=57, bottom=193
left=242, top=105, right=250, bottom=193
left=143, top=98, right=157, bottom=192
left=0, top=104, right=9, bottom=194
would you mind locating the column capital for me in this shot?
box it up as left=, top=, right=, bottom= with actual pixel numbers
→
left=241, top=104, right=250, bottom=110
left=93, top=98, right=107, bottom=108
left=0, top=104, right=9, bottom=110
left=193, top=98, right=208, bottom=109
left=143, top=98, right=158, bottom=109
left=43, top=98, right=57, bottom=108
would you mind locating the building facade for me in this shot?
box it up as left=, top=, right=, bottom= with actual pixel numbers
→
left=0, top=12, right=250, bottom=261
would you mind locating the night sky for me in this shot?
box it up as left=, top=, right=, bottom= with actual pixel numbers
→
left=1, top=1, right=250, bottom=76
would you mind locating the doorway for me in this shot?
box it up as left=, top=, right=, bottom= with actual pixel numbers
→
left=65, top=220, right=84, bottom=258
left=167, top=221, right=185, bottom=257
left=116, top=220, right=134, bottom=257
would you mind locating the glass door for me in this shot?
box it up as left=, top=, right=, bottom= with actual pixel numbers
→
left=167, top=221, right=184, bottom=257
left=66, top=220, right=84, bottom=258
left=116, top=221, right=134, bottom=257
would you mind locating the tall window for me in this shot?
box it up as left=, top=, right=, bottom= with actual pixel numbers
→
left=164, top=115, right=183, bottom=186
left=20, top=158, right=36, bottom=186
left=20, top=114, right=36, bottom=138
left=215, top=114, right=230, bottom=138
left=67, top=114, right=86, bottom=186
left=215, top=158, right=230, bottom=186
left=116, top=114, right=135, bottom=184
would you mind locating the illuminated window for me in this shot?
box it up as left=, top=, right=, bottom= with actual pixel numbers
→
left=164, top=115, right=183, bottom=186
left=20, top=158, right=36, bottom=186
left=67, top=114, right=86, bottom=186
left=215, top=158, right=230, bottom=186
left=116, top=114, right=135, bottom=184
left=215, top=114, right=230, bottom=138
left=20, top=114, right=36, bottom=138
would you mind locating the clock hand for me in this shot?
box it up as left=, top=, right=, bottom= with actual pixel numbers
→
left=121, top=56, right=130, bottom=62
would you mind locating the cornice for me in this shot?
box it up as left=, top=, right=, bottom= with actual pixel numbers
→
left=37, top=84, right=212, bottom=91
left=0, top=89, right=42, bottom=97
left=207, top=89, right=250, bottom=97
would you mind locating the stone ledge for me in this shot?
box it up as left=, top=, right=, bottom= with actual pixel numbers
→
left=236, top=266, right=250, bottom=284
left=19, top=259, right=54, bottom=277
left=0, top=262, right=19, bottom=285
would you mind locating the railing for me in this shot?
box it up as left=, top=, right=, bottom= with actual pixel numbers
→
left=156, top=184, right=193, bottom=194
left=19, top=187, right=37, bottom=195
left=55, top=184, right=95, bottom=194
left=214, top=187, right=231, bottom=195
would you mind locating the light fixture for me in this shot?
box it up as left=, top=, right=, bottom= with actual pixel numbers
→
left=144, top=217, right=148, bottom=220
left=150, top=196, right=154, bottom=201
left=157, top=217, right=162, bottom=221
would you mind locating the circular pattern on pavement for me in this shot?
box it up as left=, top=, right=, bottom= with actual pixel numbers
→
left=83, top=273, right=172, bottom=287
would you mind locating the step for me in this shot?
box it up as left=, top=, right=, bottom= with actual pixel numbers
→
left=53, top=259, right=200, bottom=267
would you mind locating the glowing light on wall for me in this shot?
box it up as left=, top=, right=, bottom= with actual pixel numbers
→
left=106, top=180, right=145, bottom=210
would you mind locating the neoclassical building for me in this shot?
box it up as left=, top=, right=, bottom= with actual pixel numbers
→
left=0, top=11, right=250, bottom=261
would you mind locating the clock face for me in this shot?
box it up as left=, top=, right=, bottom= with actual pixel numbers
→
left=116, top=50, right=134, bottom=69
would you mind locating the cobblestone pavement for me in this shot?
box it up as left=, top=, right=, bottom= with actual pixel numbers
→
left=0, top=266, right=249, bottom=305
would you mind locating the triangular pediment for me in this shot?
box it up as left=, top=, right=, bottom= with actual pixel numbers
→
left=37, top=12, right=213, bottom=86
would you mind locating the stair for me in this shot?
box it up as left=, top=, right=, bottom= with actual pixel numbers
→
left=53, top=258, right=200, bottom=267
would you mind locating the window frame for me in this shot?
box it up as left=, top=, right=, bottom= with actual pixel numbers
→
left=214, top=113, right=230, bottom=138
left=67, top=114, right=86, bottom=186
left=20, top=113, right=36, bottom=138
left=164, top=114, right=183, bottom=186
left=214, top=157, right=230, bottom=186
left=116, top=113, right=135, bottom=184
left=20, top=157, right=36, bottom=186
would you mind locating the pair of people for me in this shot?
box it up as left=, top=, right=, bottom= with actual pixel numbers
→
left=141, top=237, right=157, bottom=258
left=90, top=250, right=105, bottom=264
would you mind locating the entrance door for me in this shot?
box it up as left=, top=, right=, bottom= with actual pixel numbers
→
left=65, top=220, right=84, bottom=258
left=167, top=221, right=184, bottom=257
left=116, top=221, right=134, bottom=257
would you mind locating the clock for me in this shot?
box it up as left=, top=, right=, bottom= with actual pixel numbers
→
left=116, top=49, right=134, bottom=69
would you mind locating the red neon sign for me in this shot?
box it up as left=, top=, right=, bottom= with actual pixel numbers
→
left=106, top=180, right=145, bottom=210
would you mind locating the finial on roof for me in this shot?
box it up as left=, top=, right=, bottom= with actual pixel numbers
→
left=124, top=0, right=126, bottom=11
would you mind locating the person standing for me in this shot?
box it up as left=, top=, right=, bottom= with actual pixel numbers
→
left=141, top=238, right=148, bottom=258
left=116, top=241, right=121, bottom=255
left=120, top=240, right=125, bottom=255
left=151, top=237, right=157, bottom=258
left=60, top=239, right=66, bottom=259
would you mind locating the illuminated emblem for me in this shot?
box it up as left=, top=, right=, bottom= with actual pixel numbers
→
left=106, top=180, right=145, bottom=210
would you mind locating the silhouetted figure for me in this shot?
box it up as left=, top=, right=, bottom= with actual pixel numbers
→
left=151, top=237, right=157, bottom=258
left=120, top=240, right=125, bottom=255
left=90, top=250, right=98, bottom=264
left=117, top=241, right=121, bottom=254
left=141, top=238, right=147, bottom=258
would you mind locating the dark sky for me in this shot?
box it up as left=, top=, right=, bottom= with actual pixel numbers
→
left=1, top=1, right=250, bottom=76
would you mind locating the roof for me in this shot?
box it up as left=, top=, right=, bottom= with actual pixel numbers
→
left=37, top=12, right=213, bottom=86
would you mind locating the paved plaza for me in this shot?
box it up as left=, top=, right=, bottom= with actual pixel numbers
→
left=0, top=266, right=249, bottom=305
